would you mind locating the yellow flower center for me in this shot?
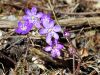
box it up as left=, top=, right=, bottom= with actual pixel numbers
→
left=48, top=28, right=53, bottom=32
left=31, top=16, right=34, bottom=20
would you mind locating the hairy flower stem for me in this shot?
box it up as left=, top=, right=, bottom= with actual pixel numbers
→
left=24, top=35, right=29, bottom=59
left=66, top=37, right=75, bottom=75
left=66, top=37, right=82, bottom=75
left=73, top=54, right=75, bottom=75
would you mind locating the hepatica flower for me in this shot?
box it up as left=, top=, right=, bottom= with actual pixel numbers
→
left=44, top=40, right=63, bottom=57
left=39, top=15, right=61, bottom=45
left=23, top=7, right=43, bottom=29
left=15, top=21, right=33, bottom=34
left=15, top=7, right=65, bottom=58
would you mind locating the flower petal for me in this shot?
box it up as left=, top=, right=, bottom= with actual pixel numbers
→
left=41, top=14, right=50, bottom=21
left=56, top=44, right=63, bottom=50
left=21, top=31, right=29, bottom=34
left=51, top=50, right=56, bottom=57
left=23, top=15, right=30, bottom=20
left=34, top=21, right=41, bottom=29
left=26, top=23, right=33, bottom=31
left=55, top=49, right=61, bottom=57
left=25, top=9, right=31, bottom=16
left=49, top=20, right=55, bottom=28
left=44, top=46, right=52, bottom=52
left=36, top=12, right=43, bottom=18
left=52, top=32, right=59, bottom=39
left=15, top=28, right=21, bottom=34
left=18, top=21, right=22, bottom=27
left=42, top=20, right=49, bottom=28
left=43, top=20, right=54, bottom=29
left=29, top=19, right=34, bottom=24
left=31, top=7, right=37, bottom=14
left=46, top=33, right=52, bottom=45
left=53, top=25, right=61, bottom=32
left=39, top=28, right=48, bottom=35
left=52, top=39, right=58, bottom=44
left=51, top=49, right=60, bottom=57
left=41, top=14, right=51, bottom=28
left=15, top=27, right=29, bottom=35
left=21, top=23, right=33, bottom=34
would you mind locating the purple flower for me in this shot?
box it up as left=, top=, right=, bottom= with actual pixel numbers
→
left=15, top=21, right=33, bottom=34
left=23, top=7, right=43, bottom=29
left=64, top=30, right=70, bottom=37
left=44, top=41, right=63, bottom=57
left=39, top=16, right=61, bottom=45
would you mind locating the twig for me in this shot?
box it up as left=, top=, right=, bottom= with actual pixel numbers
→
left=29, top=47, right=65, bottom=66
left=0, top=17, right=100, bottom=28
left=58, top=17, right=100, bottom=26
left=0, top=52, right=16, bottom=65
left=75, top=60, right=81, bottom=75
left=73, top=55, right=75, bottom=75
left=6, top=38, right=24, bottom=50
left=2, top=3, right=100, bottom=16
left=48, top=0, right=59, bottom=25
left=59, top=11, right=100, bottom=16
left=0, top=20, right=17, bottom=28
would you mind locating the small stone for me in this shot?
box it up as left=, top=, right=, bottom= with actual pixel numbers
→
left=1, top=16, right=7, bottom=19
left=32, top=56, right=38, bottom=61
left=7, top=15, right=17, bottom=21
left=32, top=31, right=36, bottom=36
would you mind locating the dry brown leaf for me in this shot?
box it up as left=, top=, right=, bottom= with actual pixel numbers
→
left=79, top=48, right=89, bottom=58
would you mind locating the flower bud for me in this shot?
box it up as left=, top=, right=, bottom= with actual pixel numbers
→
left=64, top=30, right=70, bottom=37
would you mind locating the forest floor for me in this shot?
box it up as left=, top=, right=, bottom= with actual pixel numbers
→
left=0, top=0, right=100, bottom=75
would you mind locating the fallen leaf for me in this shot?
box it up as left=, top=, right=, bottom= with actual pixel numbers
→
left=79, top=48, right=89, bottom=58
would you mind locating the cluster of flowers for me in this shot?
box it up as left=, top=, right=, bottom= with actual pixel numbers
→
left=15, top=7, right=64, bottom=57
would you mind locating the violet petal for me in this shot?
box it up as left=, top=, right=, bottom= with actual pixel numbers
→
left=39, top=28, right=48, bottom=35
left=31, top=7, right=37, bottom=15
left=23, top=15, right=30, bottom=20
left=25, top=9, right=31, bottom=16
left=51, top=49, right=60, bottom=57
left=15, top=28, right=21, bottom=34
left=34, top=21, right=41, bottom=29
left=45, top=46, right=52, bottom=52
left=53, top=32, right=59, bottom=39
left=46, top=33, right=52, bottom=45
left=36, top=12, right=43, bottom=18
left=56, top=44, right=63, bottom=50
left=49, top=20, right=55, bottom=28
left=53, top=25, right=61, bottom=32
left=18, top=21, right=23, bottom=26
